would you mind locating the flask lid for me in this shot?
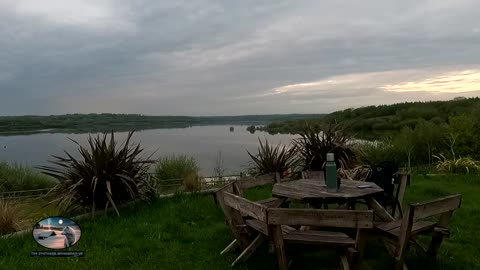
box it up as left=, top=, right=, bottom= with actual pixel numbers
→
left=327, top=153, right=335, bottom=162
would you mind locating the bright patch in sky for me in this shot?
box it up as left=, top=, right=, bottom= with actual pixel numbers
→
left=12, top=0, right=110, bottom=24
left=269, top=68, right=480, bottom=96
left=1, top=0, right=133, bottom=30
left=270, top=70, right=404, bottom=96
left=381, top=70, right=480, bottom=93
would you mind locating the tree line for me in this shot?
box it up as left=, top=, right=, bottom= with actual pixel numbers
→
left=263, top=97, right=480, bottom=169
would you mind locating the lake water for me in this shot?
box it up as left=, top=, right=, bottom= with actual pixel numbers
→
left=0, top=125, right=297, bottom=176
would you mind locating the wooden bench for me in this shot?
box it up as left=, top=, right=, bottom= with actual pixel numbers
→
left=267, top=208, right=374, bottom=270
left=375, top=194, right=462, bottom=270
left=214, top=173, right=289, bottom=263
left=222, top=191, right=291, bottom=267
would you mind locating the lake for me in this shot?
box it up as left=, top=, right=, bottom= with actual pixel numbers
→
left=0, top=125, right=297, bottom=176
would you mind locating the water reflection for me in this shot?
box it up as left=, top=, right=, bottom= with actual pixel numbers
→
left=0, top=125, right=297, bottom=175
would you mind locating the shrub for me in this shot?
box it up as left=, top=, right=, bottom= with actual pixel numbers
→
left=183, top=173, right=201, bottom=192
left=356, top=140, right=402, bottom=166
left=0, top=162, right=56, bottom=192
left=37, top=131, right=155, bottom=216
left=0, top=199, right=22, bottom=234
left=155, top=155, right=199, bottom=180
left=154, top=155, right=200, bottom=192
left=247, top=137, right=297, bottom=176
left=433, top=155, right=480, bottom=174
left=294, top=123, right=358, bottom=171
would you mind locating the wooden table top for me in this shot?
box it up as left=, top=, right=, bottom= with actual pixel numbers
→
left=272, top=178, right=384, bottom=201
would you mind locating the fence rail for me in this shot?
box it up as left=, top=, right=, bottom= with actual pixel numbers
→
left=146, top=174, right=241, bottom=193
left=1, top=174, right=242, bottom=200
left=0, top=188, right=51, bottom=199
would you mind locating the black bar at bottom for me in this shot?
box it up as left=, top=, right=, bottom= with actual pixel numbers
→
left=30, top=251, right=84, bottom=257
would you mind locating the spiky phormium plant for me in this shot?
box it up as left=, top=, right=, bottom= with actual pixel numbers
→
left=294, top=123, right=358, bottom=171
left=247, top=137, right=298, bottom=177
left=38, top=131, right=155, bottom=216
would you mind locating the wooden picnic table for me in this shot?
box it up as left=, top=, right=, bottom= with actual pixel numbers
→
left=272, top=178, right=396, bottom=222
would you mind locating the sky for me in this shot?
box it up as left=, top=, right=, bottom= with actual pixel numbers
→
left=0, top=0, right=479, bottom=116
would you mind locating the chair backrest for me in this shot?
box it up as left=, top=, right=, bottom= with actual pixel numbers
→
left=217, top=189, right=265, bottom=249
left=410, top=193, right=462, bottom=221
left=366, top=162, right=398, bottom=199
left=394, top=194, right=462, bottom=263
left=214, top=181, right=236, bottom=213
left=301, top=171, right=325, bottom=181
left=237, top=173, right=281, bottom=191
left=267, top=208, right=374, bottom=229
left=223, top=192, right=268, bottom=222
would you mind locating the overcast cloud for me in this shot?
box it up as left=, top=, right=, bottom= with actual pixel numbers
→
left=0, top=0, right=479, bottom=115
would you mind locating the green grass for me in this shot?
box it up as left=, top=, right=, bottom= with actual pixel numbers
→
left=0, top=162, right=57, bottom=192
left=0, top=174, right=478, bottom=269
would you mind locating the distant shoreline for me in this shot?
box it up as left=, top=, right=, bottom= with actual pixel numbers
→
left=0, top=113, right=323, bottom=136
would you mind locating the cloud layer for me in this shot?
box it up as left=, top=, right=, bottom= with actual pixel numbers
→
left=0, top=0, right=479, bottom=115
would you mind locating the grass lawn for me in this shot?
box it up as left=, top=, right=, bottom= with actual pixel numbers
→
left=0, top=174, right=478, bottom=270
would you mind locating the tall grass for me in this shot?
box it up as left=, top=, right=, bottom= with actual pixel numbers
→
left=155, top=155, right=199, bottom=180
left=0, top=162, right=56, bottom=192
left=0, top=198, right=22, bottom=234
left=154, top=155, right=200, bottom=192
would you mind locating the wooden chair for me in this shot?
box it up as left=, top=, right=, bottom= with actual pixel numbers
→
left=214, top=181, right=236, bottom=218
left=214, top=174, right=287, bottom=265
left=354, top=172, right=410, bottom=218
left=267, top=208, right=374, bottom=270
left=370, top=172, right=410, bottom=218
left=391, top=173, right=411, bottom=219
left=222, top=192, right=292, bottom=267
left=375, top=194, right=462, bottom=270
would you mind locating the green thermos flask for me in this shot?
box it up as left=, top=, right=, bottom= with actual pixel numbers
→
left=325, top=153, right=338, bottom=192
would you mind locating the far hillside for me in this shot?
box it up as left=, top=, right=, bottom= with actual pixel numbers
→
left=262, top=97, right=480, bottom=139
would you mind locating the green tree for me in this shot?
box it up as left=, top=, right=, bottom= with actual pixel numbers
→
left=414, top=120, right=444, bottom=165
left=446, top=115, right=475, bottom=159
left=393, top=127, right=415, bottom=170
